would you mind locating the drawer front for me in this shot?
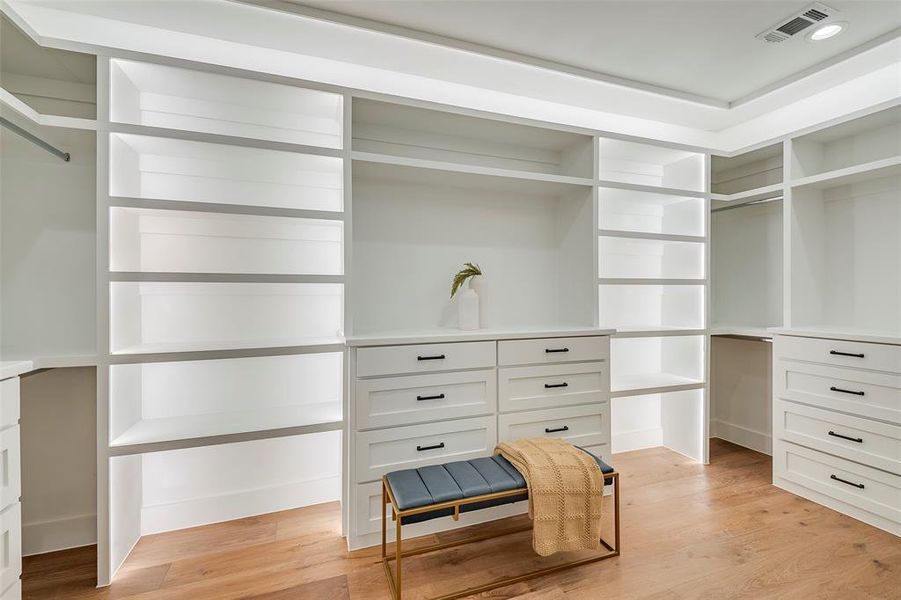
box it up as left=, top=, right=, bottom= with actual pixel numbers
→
left=355, top=369, right=497, bottom=430
left=774, top=440, right=901, bottom=525
left=355, top=342, right=496, bottom=377
left=776, top=400, right=901, bottom=475
left=775, top=335, right=901, bottom=373
left=0, top=379, right=19, bottom=431
left=0, top=503, right=21, bottom=595
left=497, top=336, right=608, bottom=367
left=355, top=416, right=496, bottom=483
left=498, top=362, right=607, bottom=413
left=776, top=360, right=901, bottom=424
left=0, top=429, right=20, bottom=512
left=498, top=404, right=609, bottom=448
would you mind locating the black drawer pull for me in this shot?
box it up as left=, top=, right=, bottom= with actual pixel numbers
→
left=828, top=430, right=864, bottom=443
left=416, top=442, right=445, bottom=452
left=830, top=474, right=865, bottom=489
left=545, top=347, right=569, bottom=353
left=830, top=350, right=865, bottom=358
left=830, top=386, right=865, bottom=397
left=544, top=382, right=569, bottom=389
left=545, top=425, right=569, bottom=433
left=417, top=354, right=446, bottom=361
left=416, top=393, right=445, bottom=401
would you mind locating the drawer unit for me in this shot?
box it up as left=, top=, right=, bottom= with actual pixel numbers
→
left=498, top=362, right=607, bottom=413
left=0, top=503, right=21, bottom=596
left=775, top=335, right=901, bottom=374
left=356, top=341, right=496, bottom=377
left=498, top=403, right=609, bottom=448
left=354, top=416, right=496, bottom=483
left=497, top=337, right=607, bottom=367
left=776, top=400, right=901, bottom=475
left=0, top=379, right=19, bottom=431
left=776, top=360, right=901, bottom=424
left=774, top=440, right=900, bottom=532
left=355, top=369, right=497, bottom=429
left=0, top=429, right=20, bottom=512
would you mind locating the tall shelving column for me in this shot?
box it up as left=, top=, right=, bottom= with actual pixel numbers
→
left=596, top=137, right=709, bottom=462
left=96, top=57, right=347, bottom=584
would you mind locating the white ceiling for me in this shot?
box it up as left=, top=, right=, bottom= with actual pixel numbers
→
left=291, top=0, right=901, bottom=104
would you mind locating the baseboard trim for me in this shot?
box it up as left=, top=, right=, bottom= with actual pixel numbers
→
left=22, top=512, right=97, bottom=557
left=712, top=420, right=772, bottom=455
left=612, top=427, right=663, bottom=453
left=141, top=475, right=341, bottom=535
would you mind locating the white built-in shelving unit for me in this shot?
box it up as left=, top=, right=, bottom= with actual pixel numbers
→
left=596, top=139, right=709, bottom=462
left=99, top=59, right=348, bottom=584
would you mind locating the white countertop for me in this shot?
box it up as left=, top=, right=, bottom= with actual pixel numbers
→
left=768, top=326, right=901, bottom=346
left=345, top=326, right=616, bottom=347
left=1, top=360, right=34, bottom=380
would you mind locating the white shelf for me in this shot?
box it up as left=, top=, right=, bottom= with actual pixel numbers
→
left=711, top=143, right=782, bottom=197
left=710, top=182, right=783, bottom=204
left=346, top=326, right=614, bottom=347
left=598, top=229, right=705, bottom=243
left=599, top=278, right=706, bottom=285
left=599, top=284, right=705, bottom=331
left=599, top=236, right=705, bottom=280
left=612, top=326, right=707, bottom=337
left=110, top=337, right=345, bottom=356
left=611, top=373, right=705, bottom=397
left=0, top=87, right=96, bottom=131
left=768, top=326, right=901, bottom=346
left=109, top=402, right=343, bottom=449
left=790, top=156, right=901, bottom=190
left=709, top=325, right=773, bottom=339
left=0, top=361, right=33, bottom=380
left=598, top=138, right=705, bottom=193
left=610, top=334, right=705, bottom=397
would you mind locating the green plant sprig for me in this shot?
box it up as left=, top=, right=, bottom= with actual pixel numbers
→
left=450, top=262, right=482, bottom=298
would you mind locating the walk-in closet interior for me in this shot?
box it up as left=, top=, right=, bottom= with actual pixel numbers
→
left=0, top=1, right=899, bottom=598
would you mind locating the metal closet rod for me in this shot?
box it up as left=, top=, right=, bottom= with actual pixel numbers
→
left=711, top=196, right=783, bottom=213
left=0, top=116, right=70, bottom=162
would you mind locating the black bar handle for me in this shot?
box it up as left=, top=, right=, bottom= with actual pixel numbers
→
left=417, top=354, right=446, bottom=361
left=416, top=393, right=445, bottom=401
left=828, top=431, right=864, bottom=443
left=545, top=425, right=569, bottom=433
left=416, top=442, right=445, bottom=452
left=544, top=382, right=569, bottom=389
left=545, top=347, right=569, bottom=353
left=830, top=350, right=865, bottom=358
left=830, top=386, right=865, bottom=397
left=830, top=474, right=865, bottom=489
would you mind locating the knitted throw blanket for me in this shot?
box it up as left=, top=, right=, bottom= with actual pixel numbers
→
left=495, top=437, right=603, bottom=556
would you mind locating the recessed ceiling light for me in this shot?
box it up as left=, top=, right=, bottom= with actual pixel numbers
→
left=809, top=23, right=845, bottom=40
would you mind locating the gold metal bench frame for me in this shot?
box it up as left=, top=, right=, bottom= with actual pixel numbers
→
left=381, top=471, right=620, bottom=600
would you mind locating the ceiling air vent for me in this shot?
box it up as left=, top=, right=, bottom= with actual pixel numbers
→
left=756, top=2, right=838, bottom=44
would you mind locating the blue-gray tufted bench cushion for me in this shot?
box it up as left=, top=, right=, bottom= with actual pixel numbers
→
left=385, top=448, right=614, bottom=525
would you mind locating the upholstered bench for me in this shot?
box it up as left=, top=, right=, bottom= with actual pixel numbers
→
left=380, top=449, right=620, bottom=600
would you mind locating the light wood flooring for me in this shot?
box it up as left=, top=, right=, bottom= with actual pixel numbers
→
left=23, top=440, right=901, bottom=599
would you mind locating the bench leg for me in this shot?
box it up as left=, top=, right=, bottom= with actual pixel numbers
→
left=395, top=512, right=403, bottom=599
left=381, top=482, right=387, bottom=560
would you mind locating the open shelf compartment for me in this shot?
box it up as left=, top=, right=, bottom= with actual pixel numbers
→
left=711, top=143, right=783, bottom=197
left=598, top=187, right=705, bottom=238
left=599, top=284, right=705, bottom=331
left=611, top=335, right=705, bottom=395
left=612, top=389, right=705, bottom=461
left=598, top=138, right=705, bottom=192
left=599, top=235, right=705, bottom=280
left=110, top=59, right=343, bottom=148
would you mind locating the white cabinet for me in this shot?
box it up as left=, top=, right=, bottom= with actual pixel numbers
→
left=346, top=330, right=611, bottom=549
left=0, top=376, right=20, bottom=600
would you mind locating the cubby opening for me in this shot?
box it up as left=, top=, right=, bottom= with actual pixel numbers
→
left=109, top=133, right=343, bottom=211
left=599, top=284, right=705, bottom=331
left=352, top=98, right=594, bottom=178
left=109, top=353, right=343, bottom=447
left=598, top=188, right=705, bottom=238
left=351, top=160, right=596, bottom=335
left=109, top=207, right=344, bottom=275
left=611, top=335, right=705, bottom=394
left=599, top=236, right=705, bottom=280
left=611, top=389, right=705, bottom=461
left=598, top=138, right=705, bottom=192
left=108, top=431, right=341, bottom=575
left=792, top=105, right=901, bottom=181
left=711, top=143, right=783, bottom=196
left=109, top=281, right=344, bottom=354
left=110, top=59, right=343, bottom=147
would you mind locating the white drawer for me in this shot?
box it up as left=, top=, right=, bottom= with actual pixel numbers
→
left=775, top=335, right=901, bottom=373
left=0, top=379, right=19, bottom=431
left=354, top=416, right=496, bottom=483
left=776, top=360, right=901, bottom=424
left=1, top=578, right=20, bottom=600
left=776, top=399, right=901, bottom=475
left=0, top=429, right=20, bottom=512
left=498, top=337, right=607, bottom=367
left=355, top=342, right=496, bottom=377
left=498, top=404, right=609, bottom=448
left=498, top=362, right=607, bottom=413
left=774, top=440, right=901, bottom=526
left=355, top=369, right=497, bottom=430
left=0, top=503, right=21, bottom=596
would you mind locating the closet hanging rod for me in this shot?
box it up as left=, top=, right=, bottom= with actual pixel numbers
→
left=711, top=196, right=782, bottom=213
left=0, top=116, right=70, bottom=162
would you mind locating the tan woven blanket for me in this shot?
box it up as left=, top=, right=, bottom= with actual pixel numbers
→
left=495, top=437, right=603, bottom=556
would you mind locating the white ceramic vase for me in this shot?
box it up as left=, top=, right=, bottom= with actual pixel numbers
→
left=457, top=278, right=480, bottom=331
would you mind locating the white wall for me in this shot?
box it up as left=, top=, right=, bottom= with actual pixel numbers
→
left=710, top=337, right=772, bottom=455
